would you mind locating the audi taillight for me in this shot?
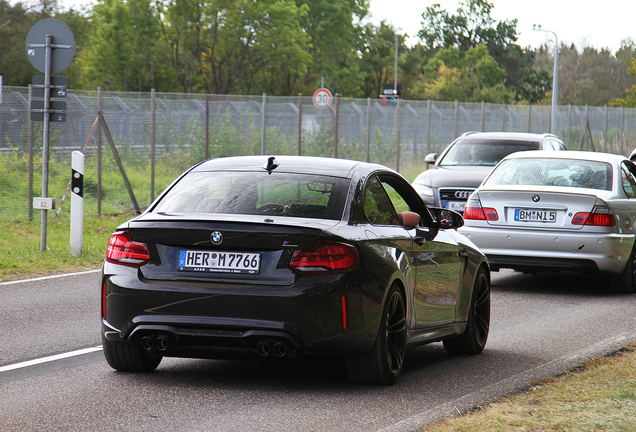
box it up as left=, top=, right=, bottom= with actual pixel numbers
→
left=572, top=206, right=616, bottom=227
left=464, top=201, right=498, bottom=221
left=290, top=240, right=359, bottom=274
left=106, top=231, right=151, bottom=267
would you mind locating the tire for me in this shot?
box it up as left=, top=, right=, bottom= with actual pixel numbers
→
left=345, top=284, right=407, bottom=385
left=102, top=334, right=162, bottom=372
left=443, top=267, right=490, bottom=355
left=609, top=245, right=636, bottom=293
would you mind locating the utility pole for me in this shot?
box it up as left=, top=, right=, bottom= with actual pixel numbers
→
left=533, top=24, right=559, bottom=134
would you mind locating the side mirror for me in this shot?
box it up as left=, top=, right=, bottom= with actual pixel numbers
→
left=424, top=153, right=438, bottom=165
left=428, top=207, right=464, bottom=229
left=397, top=211, right=421, bottom=230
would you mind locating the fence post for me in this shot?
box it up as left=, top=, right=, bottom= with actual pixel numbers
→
left=298, top=93, right=302, bottom=155
left=366, top=97, right=371, bottom=162
left=528, top=104, right=532, bottom=133
left=426, top=99, right=431, bottom=155
left=97, top=87, right=102, bottom=215
left=261, top=93, right=267, bottom=155
left=205, top=94, right=210, bottom=159
left=28, top=85, right=34, bottom=220
left=150, top=88, right=156, bottom=202
left=620, top=106, right=625, bottom=155
left=480, top=101, right=485, bottom=132
left=568, top=104, right=572, bottom=147
left=396, top=98, right=401, bottom=172
left=454, top=100, right=458, bottom=139
left=334, top=94, right=339, bottom=158
left=604, top=105, right=608, bottom=152
left=502, top=102, right=506, bottom=132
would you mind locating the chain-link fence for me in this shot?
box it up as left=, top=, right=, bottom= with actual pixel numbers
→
left=2, top=86, right=636, bottom=221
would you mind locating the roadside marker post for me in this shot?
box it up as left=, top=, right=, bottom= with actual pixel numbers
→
left=70, top=151, right=84, bottom=257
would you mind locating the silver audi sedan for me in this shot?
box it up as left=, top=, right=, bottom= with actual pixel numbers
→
left=458, top=150, right=636, bottom=293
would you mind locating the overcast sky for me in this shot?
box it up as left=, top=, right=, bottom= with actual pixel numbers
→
left=367, top=0, right=634, bottom=52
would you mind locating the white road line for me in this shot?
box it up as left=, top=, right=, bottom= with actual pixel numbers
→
left=0, top=269, right=101, bottom=286
left=0, top=346, right=103, bottom=373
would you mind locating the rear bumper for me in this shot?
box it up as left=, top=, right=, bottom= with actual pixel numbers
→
left=102, top=319, right=307, bottom=361
left=100, top=264, right=381, bottom=360
left=485, top=255, right=599, bottom=273
left=459, top=226, right=634, bottom=274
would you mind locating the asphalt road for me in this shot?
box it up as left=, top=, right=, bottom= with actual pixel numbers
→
left=1, top=269, right=636, bottom=432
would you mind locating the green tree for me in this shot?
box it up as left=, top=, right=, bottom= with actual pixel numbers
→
left=198, top=0, right=312, bottom=95
left=0, top=0, right=36, bottom=86
left=412, top=45, right=511, bottom=103
left=77, top=0, right=171, bottom=91
left=416, top=0, right=548, bottom=104
left=77, top=0, right=137, bottom=90
left=417, top=0, right=517, bottom=54
left=358, top=22, right=405, bottom=98
left=534, top=41, right=636, bottom=107
left=295, top=0, right=368, bottom=96
left=0, top=0, right=85, bottom=86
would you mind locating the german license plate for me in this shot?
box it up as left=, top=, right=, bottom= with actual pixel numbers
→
left=178, top=250, right=261, bottom=274
left=514, top=209, right=556, bottom=222
left=445, top=201, right=466, bottom=212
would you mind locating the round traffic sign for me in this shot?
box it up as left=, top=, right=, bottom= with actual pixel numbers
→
left=25, top=18, right=75, bottom=74
left=313, top=88, right=332, bottom=109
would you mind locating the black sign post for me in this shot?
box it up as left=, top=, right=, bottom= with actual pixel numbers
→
left=25, top=18, right=75, bottom=251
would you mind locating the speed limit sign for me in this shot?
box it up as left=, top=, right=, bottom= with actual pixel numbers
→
left=313, top=88, right=332, bottom=109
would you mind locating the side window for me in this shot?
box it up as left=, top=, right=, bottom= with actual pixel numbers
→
left=622, top=163, right=636, bottom=199
left=381, top=182, right=410, bottom=213
left=364, top=176, right=399, bottom=225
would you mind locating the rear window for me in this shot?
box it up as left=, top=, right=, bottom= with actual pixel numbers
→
left=484, top=158, right=613, bottom=191
left=439, top=139, right=540, bottom=167
left=152, top=171, right=349, bottom=220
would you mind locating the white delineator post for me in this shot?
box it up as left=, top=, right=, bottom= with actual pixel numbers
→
left=70, top=151, right=84, bottom=257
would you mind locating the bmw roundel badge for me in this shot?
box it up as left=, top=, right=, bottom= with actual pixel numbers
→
left=532, top=195, right=540, bottom=202
left=211, top=231, right=223, bottom=244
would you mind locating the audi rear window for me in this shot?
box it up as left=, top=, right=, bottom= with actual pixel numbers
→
left=152, top=171, right=349, bottom=220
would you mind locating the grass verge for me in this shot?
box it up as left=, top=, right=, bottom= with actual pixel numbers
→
left=0, top=213, right=134, bottom=282
left=423, top=344, right=636, bottom=431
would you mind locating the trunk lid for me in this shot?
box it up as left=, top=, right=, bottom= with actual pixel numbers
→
left=476, top=187, right=601, bottom=230
left=127, top=213, right=340, bottom=285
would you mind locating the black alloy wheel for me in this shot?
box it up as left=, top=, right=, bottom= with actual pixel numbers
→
left=384, top=288, right=407, bottom=375
left=443, top=267, right=490, bottom=354
left=345, top=284, right=407, bottom=385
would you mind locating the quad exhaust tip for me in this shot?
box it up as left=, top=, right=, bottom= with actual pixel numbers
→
left=257, top=340, right=297, bottom=359
left=141, top=335, right=297, bottom=358
left=140, top=334, right=170, bottom=351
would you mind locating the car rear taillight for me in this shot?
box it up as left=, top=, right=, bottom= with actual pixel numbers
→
left=464, top=201, right=499, bottom=221
left=106, top=231, right=151, bottom=267
left=572, top=206, right=616, bottom=227
left=290, top=240, right=359, bottom=274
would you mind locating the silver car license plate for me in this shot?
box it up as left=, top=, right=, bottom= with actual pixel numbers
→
left=514, top=209, right=556, bottom=222
left=178, top=250, right=261, bottom=274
